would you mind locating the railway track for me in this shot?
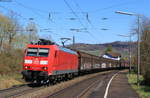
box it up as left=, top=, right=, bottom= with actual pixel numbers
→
left=45, top=70, right=118, bottom=98
left=0, top=70, right=119, bottom=98
left=0, top=84, right=44, bottom=98
left=76, top=79, right=101, bottom=98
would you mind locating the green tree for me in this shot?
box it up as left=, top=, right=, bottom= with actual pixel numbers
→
left=105, top=45, right=112, bottom=53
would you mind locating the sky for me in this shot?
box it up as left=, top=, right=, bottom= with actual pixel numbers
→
left=0, top=0, right=149, bottom=45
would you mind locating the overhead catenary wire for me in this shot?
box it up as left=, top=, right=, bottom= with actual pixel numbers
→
left=3, top=0, right=140, bottom=23
left=14, top=0, right=140, bottom=14
left=63, top=0, right=99, bottom=43
left=14, top=0, right=59, bottom=14
left=0, top=5, right=28, bottom=20
left=14, top=1, right=64, bottom=31
left=72, top=0, right=96, bottom=29
left=12, top=1, right=64, bottom=39
left=0, top=0, right=141, bottom=44
left=0, top=1, right=70, bottom=46
left=14, top=0, right=60, bottom=22
left=0, top=4, right=44, bottom=29
left=0, top=5, right=57, bottom=37
left=63, top=0, right=85, bottom=28
left=14, top=0, right=47, bottom=19
left=9, top=0, right=141, bottom=22
left=89, top=0, right=141, bottom=13
left=72, top=0, right=101, bottom=43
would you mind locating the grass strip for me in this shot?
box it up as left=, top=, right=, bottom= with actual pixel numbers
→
left=127, top=73, right=150, bottom=98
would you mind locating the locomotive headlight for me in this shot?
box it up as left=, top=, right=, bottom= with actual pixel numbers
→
left=25, top=66, right=30, bottom=69
left=42, top=67, right=48, bottom=70
left=25, top=60, right=32, bottom=64
left=40, top=61, right=48, bottom=65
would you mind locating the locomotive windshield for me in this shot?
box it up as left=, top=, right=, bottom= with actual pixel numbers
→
left=26, top=48, right=49, bottom=57
left=39, top=48, right=49, bottom=57
left=27, top=48, right=38, bottom=56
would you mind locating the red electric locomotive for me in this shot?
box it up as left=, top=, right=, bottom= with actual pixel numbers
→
left=22, top=39, right=78, bottom=83
left=22, top=39, right=127, bottom=84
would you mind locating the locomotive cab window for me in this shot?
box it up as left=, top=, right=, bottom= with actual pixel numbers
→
left=39, top=48, right=49, bottom=57
left=26, top=48, right=38, bottom=56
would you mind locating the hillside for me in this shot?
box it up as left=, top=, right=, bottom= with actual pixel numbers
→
left=67, top=41, right=136, bottom=57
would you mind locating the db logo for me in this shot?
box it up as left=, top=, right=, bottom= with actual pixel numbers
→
left=34, top=58, right=39, bottom=64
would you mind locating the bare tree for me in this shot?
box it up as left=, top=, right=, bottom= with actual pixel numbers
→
left=140, top=16, right=150, bottom=85
left=0, top=13, right=10, bottom=51
left=7, top=11, right=21, bottom=47
left=26, top=19, right=39, bottom=43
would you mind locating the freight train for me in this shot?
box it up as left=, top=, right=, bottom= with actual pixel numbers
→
left=22, top=39, right=127, bottom=84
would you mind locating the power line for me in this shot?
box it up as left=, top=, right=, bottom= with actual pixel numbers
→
left=0, top=5, right=28, bottom=20
left=14, top=1, right=64, bottom=38
left=11, top=0, right=141, bottom=23
left=14, top=0, right=48, bottom=19
left=14, top=0, right=59, bottom=14
left=0, top=5, right=49, bottom=32
left=0, top=5, right=41, bottom=28
left=63, top=0, right=85, bottom=27
left=72, top=0, right=101, bottom=43
left=11, top=0, right=141, bottom=17
left=14, top=0, right=61, bottom=23
left=0, top=4, right=64, bottom=43
left=13, top=1, right=59, bottom=33
left=63, top=0, right=98, bottom=43
left=72, top=0, right=96, bottom=29
left=89, top=0, right=140, bottom=13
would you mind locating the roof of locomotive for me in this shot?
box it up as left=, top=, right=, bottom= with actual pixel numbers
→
left=27, top=38, right=99, bottom=56
left=27, top=44, right=56, bottom=48
left=27, top=44, right=78, bottom=55
left=58, top=46, right=77, bottom=55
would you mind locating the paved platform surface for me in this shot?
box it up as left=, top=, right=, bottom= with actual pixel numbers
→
left=107, top=70, right=139, bottom=98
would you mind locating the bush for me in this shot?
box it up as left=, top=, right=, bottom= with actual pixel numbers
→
left=0, top=49, right=24, bottom=75
left=127, top=73, right=150, bottom=98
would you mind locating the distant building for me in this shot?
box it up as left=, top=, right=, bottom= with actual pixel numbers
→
left=102, top=52, right=121, bottom=61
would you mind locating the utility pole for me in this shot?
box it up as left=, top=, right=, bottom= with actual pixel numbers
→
left=115, top=11, right=141, bottom=86
left=129, top=33, right=132, bottom=73
left=117, top=34, right=132, bottom=73
left=73, top=35, right=75, bottom=49
left=28, top=18, right=34, bottom=43
left=70, top=28, right=80, bottom=49
left=137, top=15, right=140, bottom=86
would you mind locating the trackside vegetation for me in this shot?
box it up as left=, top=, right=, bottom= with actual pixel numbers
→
left=0, top=50, right=23, bottom=75
left=128, top=16, right=150, bottom=98
left=127, top=73, right=150, bottom=98
left=0, top=50, right=25, bottom=89
left=0, top=12, right=38, bottom=89
left=0, top=74, right=24, bottom=89
left=140, top=17, right=150, bottom=86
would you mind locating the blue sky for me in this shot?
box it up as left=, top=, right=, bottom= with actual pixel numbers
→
left=0, top=0, right=149, bottom=45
